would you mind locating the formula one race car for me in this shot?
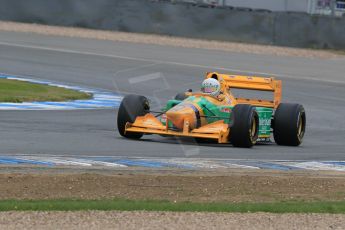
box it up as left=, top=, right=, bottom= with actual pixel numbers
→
left=117, top=72, right=306, bottom=148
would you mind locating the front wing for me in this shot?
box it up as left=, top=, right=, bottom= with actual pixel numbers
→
left=125, top=114, right=230, bottom=143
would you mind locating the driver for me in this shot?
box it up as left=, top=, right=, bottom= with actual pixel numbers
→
left=201, top=78, right=221, bottom=97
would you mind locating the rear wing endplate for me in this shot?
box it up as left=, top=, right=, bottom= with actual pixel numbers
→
left=206, top=72, right=282, bottom=108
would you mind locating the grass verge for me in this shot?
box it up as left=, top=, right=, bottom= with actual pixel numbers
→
left=0, top=79, right=91, bottom=102
left=1, top=199, right=345, bottom=213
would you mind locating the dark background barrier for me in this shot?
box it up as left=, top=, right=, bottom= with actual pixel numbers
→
left=0, top=0, right=344, bottom=49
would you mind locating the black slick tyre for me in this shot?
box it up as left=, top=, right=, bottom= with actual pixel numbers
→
left=229, top=104, right=259, bottom=148
left=117, top=94, right=149, bottom=139
left=273, top=103, right=306, bottom=146
left=174, top=92, right=188, bottom=101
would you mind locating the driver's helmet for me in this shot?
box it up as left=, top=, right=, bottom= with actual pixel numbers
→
left=201, top=78, right=221, bottom=97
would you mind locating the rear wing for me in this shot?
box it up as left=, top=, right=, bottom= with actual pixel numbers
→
left=206, top=72, right=282, bottom=108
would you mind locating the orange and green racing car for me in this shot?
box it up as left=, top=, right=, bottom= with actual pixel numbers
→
left=117, top=72, right=306, bottom=148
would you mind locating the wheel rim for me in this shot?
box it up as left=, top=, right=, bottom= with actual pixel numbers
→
left=250, top=117, right=258, bottom=143
left=297, top=113, right=305, bottom=141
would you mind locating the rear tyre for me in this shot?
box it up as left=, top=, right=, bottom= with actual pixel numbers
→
left=229, top=104, right=259, bottom=148
left=273, top=103, right=306, bottom=146
left=117, top=94, right=149, bottom=139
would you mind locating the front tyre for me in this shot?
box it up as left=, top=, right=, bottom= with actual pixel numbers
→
left=273, top=103, right=306, bottom=146
left=117, top=94, right=149, bottom=139
left=229, top=104, right=259, bottom=148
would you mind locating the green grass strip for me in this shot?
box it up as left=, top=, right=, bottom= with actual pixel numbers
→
left=0, top=79, right=91, bottom=103
left=1, top=200, right=345, bottom=213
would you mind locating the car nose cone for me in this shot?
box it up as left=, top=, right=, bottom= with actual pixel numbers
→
left=166, top=103, right=197, bottom=130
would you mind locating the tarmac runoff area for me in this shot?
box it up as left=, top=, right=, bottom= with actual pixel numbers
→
left=0, top=21, right=345, bottom=228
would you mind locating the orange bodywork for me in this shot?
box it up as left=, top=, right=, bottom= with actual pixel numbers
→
left=124, top=72, right=282, bottom=143
left=205, top=72, right=282, bottom=109
left=125, top=113, right=229, bottom=143
left=166, top=104, right=199, bottom=130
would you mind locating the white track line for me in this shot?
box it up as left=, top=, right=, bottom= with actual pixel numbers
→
left=1, top=41, right=344, bottom=84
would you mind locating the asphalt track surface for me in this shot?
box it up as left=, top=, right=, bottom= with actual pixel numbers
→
left=0, top=31, right=345, bottom=160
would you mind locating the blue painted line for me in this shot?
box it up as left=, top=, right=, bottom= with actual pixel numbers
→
left=241, top=162, right=300, bottom=171
left=30, top=81, right=51, bottom=85
left=264, top=164, right=296, bottom=171
left=114, top=160, right=167, bottom=168
left=36, top=102, right=91, bottom=107
left=88, top=158, right=194, bottom=169
left=0, top=157, right=54, bottom=166
left=70, top=101, right=118, bottom=106
left=0, top=155, right=345, bottom=171
left=0, top=100, right=120, bottom=109
left=72, top=100, right=116, bottom=104
left=0, top=159, right=19, bottom=164
left=0, top=103, right=43, bottom=108
left=148, top=160, right=194, bottom=169
left=39, top=99, right=120, bottom=109
left=91, top=100, right=119, bottom=103
left=324, top=161, right=345, bottom=166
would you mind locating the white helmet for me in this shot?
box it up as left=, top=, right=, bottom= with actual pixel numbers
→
left=201, top=78, right=221, bottom=96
